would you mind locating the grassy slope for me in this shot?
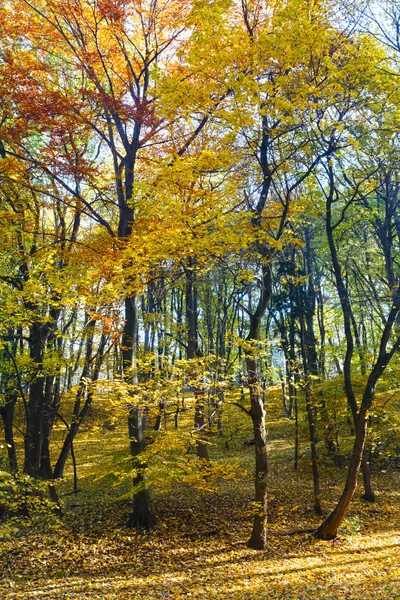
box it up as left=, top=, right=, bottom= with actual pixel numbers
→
left=0, top=388, right=399, bottom=599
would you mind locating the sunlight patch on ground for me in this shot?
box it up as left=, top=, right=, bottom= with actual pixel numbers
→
left=3, top=530, right=400, bottom=599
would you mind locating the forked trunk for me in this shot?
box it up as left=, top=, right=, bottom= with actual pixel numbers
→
left=53, top=399, right=92, bottom=479
left=315, top=410, right=368, bottom=539
left=54, top=331, right=106, bottom=480
left=315, top=303, right=400, bottom=539
left=325, top=169, right=374, bottom=501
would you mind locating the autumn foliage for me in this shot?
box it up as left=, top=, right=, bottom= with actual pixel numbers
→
left=1, top=0, right=400, bottom=597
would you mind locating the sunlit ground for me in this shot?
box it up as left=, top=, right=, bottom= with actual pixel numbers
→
left=1, top=393, right=400, bottom=599
left=2, top=525, right=399, bottom=599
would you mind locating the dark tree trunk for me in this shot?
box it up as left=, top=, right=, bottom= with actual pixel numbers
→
left=53, top=331, right=106, bottom=479
left=297, top=285, right=322, bottom=515
left=294, top=387, right=299, bottom=471
left=123, top=293, right=156, bottom=528
left=315, top=408, right=369, bottom=539
left=204, top=276, right=215, bottom=354
left=247, top=353, right=268, bottom=549
left=119, top=151, right=155, bottom=528
left=185, top=259, right=209, bottom=459
left=126, top=405, right=156, bottom=530
left=24, top=322, right=46, bottom=478
left=288, top=298, right=297, bottom=417
left=40, top=375, right=55, bottom=480
left=185, top=258, right=199, bottom=360
left=194, top=400, right=209, bottom=460
left=278, top=334, right=293, bottom=418
left=174, top=403, right=179, bottom=430
left=53, top=399, right=93, bottom=480
left=304, top=237, right=337, bottom=455
left=316, top=291, right=400, bottom=539
left=246, top=264, right=272, bottom=550
left=325, top=162, right=375, bottom=501
left=361, top=452, right=375, bottom=501
left=154, top=399, right=166, bottom=431
left=217, top=399, right=224, bottom=436
left=1, top=396, right=18, bottom=474
left=1, top=334, right=20, bottom=474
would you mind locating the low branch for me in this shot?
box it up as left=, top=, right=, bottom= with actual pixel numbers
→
left=227, top=401, right=252, bottom=417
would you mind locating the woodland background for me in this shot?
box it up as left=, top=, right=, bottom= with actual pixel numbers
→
left=1, top=0, right=400, bottom=597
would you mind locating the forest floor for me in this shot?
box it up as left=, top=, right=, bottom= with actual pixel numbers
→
left=1, top=391, right=400, bottom=599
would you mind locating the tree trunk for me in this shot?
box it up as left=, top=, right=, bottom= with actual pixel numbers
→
left=1, top=336, right=19, bottom=474
left=126, top=405, right=156, bottom=530
left=0, top=397, right=18, bottom=474
left=325, top=164, right=374, bottom=500
left=246, top=263, right=271, bottom=550
left=24, top=322, right=45, bottom=477
left=123, top=296, right=156, bottom=529
left=185, top=259, right=199, bottom=360
left=247, top=354, right=268, bottom=549
left=361, top=452, right=375, bottom=501
left=185, top=259, right=209, bottom=459
left=53, top=399, right=92, bottom=479
left=40, top=376, right=55, bottom=480
left=316, top=294, right=400, bottom=539
left=294, top=388, right=299, bottom=471
left=315, top=408, right=368, bottom=539
left=53, top=331, right=106, bottom=479
left=194, top=399, right=209, bottom=460
left=297, top=285, right=322, bottom=515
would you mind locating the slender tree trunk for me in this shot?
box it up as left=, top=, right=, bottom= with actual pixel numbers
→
left=185, top=259, right=199, bottom=361
left=185, top=259, right=209, bottom=459
left=297, top=285, right=322, bottom=515
left=361, top=452, right=375, bottom=501
left=194, top=400, right=209, bottom=459
left=288, top=299, right=297, bottom=417
left=24, top=322, right=45, bottom=477
left=53, top=331, right=106, bottom=479
left=40, top=375, right=55, bottom=480
left=204, top=277, right=214, bottom=354
left=304, top=239, right=337, bottom=455
left=325, top=164, right=374, bottom=500
left=53, top=399, right=92, bottom=479
left=217, top=399, right=224, bottom=436
left=278, top=337, right=292, bottom=417
left=1, top=397, right=18, bottom=474
left=2, top=335, right=20, bottom=474
left=315, top=293, right=400, bottom=539
left=294, top=389, right=299, bottom=471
